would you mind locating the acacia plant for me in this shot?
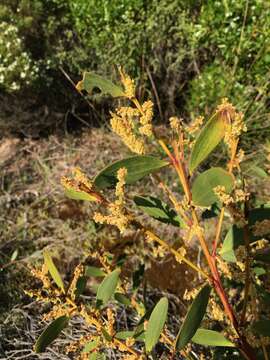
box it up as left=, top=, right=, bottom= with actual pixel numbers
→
left=29, top=69, right=270, bottom=359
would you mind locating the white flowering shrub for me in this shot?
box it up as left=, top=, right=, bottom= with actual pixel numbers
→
left=0, top=22, right=39, bottom=92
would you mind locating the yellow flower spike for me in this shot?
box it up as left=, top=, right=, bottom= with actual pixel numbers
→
left=110, top=109, right=145, bottom=155
left=61, top=169, right=105, bottom=203
left=73, top=167, right=93, bottom=190
left=93, top=167, right=131, bottom=233
left=118, top=67, right=136, bottom=99
left=115, top=167, right=127, bottom=200
left=67, top=264, right=84, bottom=300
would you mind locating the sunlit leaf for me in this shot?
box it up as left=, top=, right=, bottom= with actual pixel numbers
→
left=192, top=328, right=235, bottom=347
left=94, top=156, right=169, bottom=189
left=192, top=167, right=234, bottom=207
left=76, top=72, right=125, bottom=97
left=145, top=297, right=168, bottom=352
left=64, top=188, right=97, bottom=202
left=175, top=284, right=211, bottom=350
left=35, top=315, right=69, bottom=353
left=82, top=339, right=100, bottom=353
left=96, top=269, right=120, bottom=308
left=134, top=195, right=183, bottom=227
left=116, top=330, right=145, bottom=342
left=189, top=113, right=226, bottom=173
left=43, top=251, right=65, bottom=293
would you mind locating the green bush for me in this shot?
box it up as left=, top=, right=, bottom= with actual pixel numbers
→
left=187, top=1, right=270, bottom=124
left=1, top=0, right=269, bottom=144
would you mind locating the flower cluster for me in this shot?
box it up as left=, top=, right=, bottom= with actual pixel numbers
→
left=0, top=22, right=38, bottom=91
left=94, top=168, right=131, bottom=233
left=119, top=68, right=136, bottom=99
left=110, top=107, right=145, bottom=155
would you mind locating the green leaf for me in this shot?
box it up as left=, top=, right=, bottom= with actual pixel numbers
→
left=115, top=330, right=145, bottom=342
left=189, top=113, right=226, bottom=173
left=82, top=339, right=100, bottom=353
left=219, top=225, right=243, bottom=263
left=145, top=297, right=168, bottom=352
left=101, top=328, right=113, bottom=341
left=253, top=267, right=266, bottom=276
left=85, top=266, right=106, bottom=277
left=96, top=269, right=120, bottom=308
left=89, top=352, right=106, bottom=360
left=34, top=315, right=69, bottom=353
left=175, top=284, right=211, bottom=350
left=94, top=156, right=169, bottom=190
left=134, top=195, right=183, bottom=227
left=252, top=320, right=270, bottom=336
left=192, top=329, right=235, bottom=347
left=74, top=276, right=87, bottom=298
left=64, top=188, right=97, bottom=202
left=43, top=251, right=65, bottom=293
left=76, top=72, right=125, bottom=98
left=114, top=292, right=131, bottom=306
left=192, top=167, right=234, bottom=207
left=115, top=331, right=135, bottom=340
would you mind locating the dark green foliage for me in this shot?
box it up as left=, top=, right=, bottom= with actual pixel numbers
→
left=1, top=0, right=270, bottom=147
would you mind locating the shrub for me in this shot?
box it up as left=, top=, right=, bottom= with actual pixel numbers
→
left=28, top=71, right=270, bottom=359
left=1, top=0, right=269, bottom=146
left=0, top=21, right=38, bottom=92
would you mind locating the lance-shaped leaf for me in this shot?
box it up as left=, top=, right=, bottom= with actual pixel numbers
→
left=145, top=297, right=168, bottom=352
left=175, top=284, right=211, bottom=350
left=35, top=315, right=69, bottom=353
left=189, top=112, right=226, bottom=173
left=76, top=72, right=125, bottom=98
left=94, top=156, right=169, bottom=189
left=252, top=320, right=270, bottom=336
left=96, top=269, right=120, bottom=308
left=192, top=167, right=234, bottom=207
left=64, top=188, right=98, bottom=202
left=43, top=251, right=65, bottom=293
left=116, top=330, right=145, bottom=342
left=134, top=195, right=183, bottom=227
left=192, top=328, right=235, bottom=347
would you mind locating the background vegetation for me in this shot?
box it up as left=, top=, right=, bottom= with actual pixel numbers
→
left=0, top=1, right=269, bottom=359
left=0, top=0, right=269, bottom=146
